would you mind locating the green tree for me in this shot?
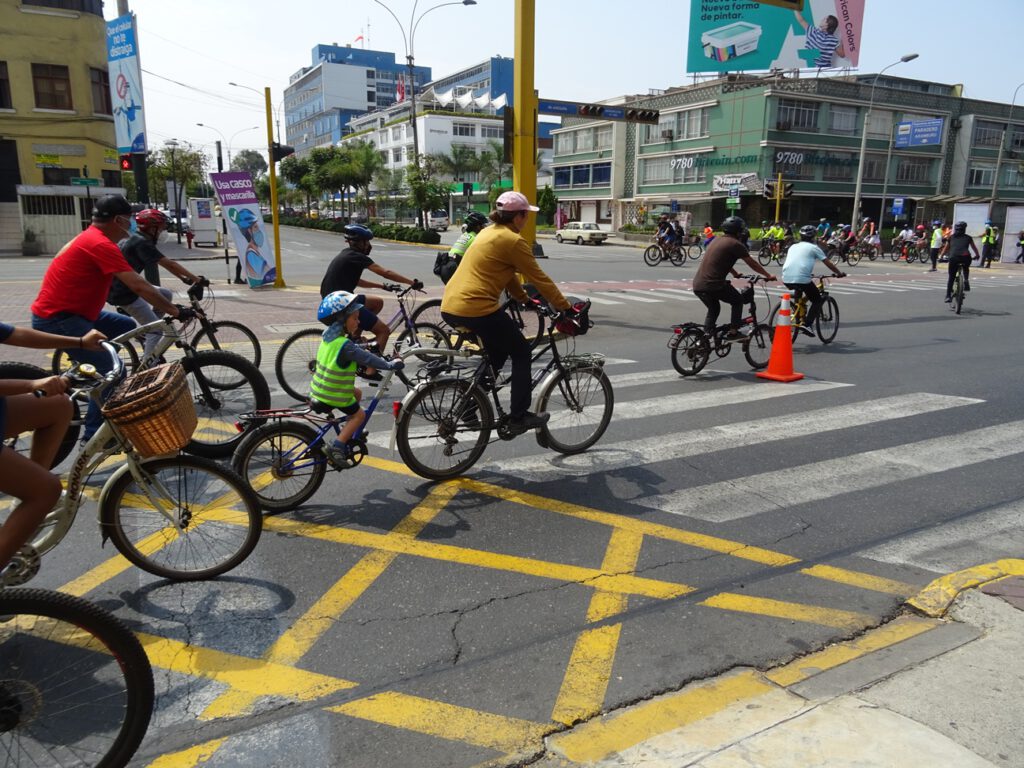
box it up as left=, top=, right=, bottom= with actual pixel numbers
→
left=477, top=139, right=512, bottom=195
left=346, top=140, right=385, bottom=216
left=231, top=148, right=268, bottom=178
left=537, top=185, right=557, bottom=225
left=279, top=155, right=316, bottom=213
left=373, top=167, right=405, bottom=223
left=146, top=144, right=207, bottom=211
left=406, top=157, right=448, bottom=227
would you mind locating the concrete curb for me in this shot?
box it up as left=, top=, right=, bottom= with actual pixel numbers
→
left=907, top=558, right=1024, bottom=617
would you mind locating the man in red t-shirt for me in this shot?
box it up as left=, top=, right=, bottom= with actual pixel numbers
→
left=31, top=194, right=187, bottom=439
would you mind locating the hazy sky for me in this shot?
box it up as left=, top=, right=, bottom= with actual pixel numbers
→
left=121, top=0, right=1021, bottom=164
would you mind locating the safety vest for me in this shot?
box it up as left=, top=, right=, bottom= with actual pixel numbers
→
left=310, top=336, right=357, bottom=408
left=982, top=226, right=998, bottom=245
left=450, top=230, right=477, bottom=259
left=930, top=228, right=943, bottom=249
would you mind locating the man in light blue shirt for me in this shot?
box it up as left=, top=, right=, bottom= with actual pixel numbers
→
left=782, top=224, right=845, bottom=336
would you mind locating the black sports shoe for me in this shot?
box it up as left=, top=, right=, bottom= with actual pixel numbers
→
left=508, top=411, right=550, bottom=433
left=797, top=325, right=815, bottom=337
left=943, top=295, right=952, bottom=303
left=722, top=328, right=744, bottom=342
left=964, top=282, right=970, bottom=292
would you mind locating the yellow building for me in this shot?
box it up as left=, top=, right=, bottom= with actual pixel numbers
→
left=0, top=0, right=122, bottom=254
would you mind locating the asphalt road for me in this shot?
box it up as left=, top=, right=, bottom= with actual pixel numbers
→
left=4, top=230, right=1024, bottom=767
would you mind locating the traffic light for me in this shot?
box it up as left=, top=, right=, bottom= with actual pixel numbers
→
left=119, top=154, right=133, bottom=172
left=463, top=182, right=473, bottom=197
left=577, top=104, right=605, bottom=118
left=271, top=142, right=295, bottom=162
left=782, top=182, right=794, bottom=198
left=763, top=181, right=776, bottom=199
left=625, top=108, right=660, bottom=124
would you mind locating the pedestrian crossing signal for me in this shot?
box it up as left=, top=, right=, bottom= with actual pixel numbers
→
left=119, top=154, right=133, bottom=172
left=763, top=181, right=776, bottom=199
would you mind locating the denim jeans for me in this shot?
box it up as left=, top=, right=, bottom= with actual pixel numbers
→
left=119, top=288, right=173, bottom=358
left=31, top=310, right=136, bottom=438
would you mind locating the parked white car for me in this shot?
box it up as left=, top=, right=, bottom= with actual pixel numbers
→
left=427, top=210, right=449, bottom=231
left=555, top=221, right=610, bottom=245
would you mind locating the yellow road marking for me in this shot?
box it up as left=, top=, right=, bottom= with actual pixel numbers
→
left=146, top=737, right=227, bottom=767
left=700, top=593, right=874, bottom=630
left=260, top=514, right=692, bottom=600
left=330, top=691, right=553, bottom=753
left=800, top=564, right=916, bottom=595
left=908, top=558, right=1024, bottom=616
left=200, top=484, right=458, bottom=720
left=766, top=615, right=939, bottom=686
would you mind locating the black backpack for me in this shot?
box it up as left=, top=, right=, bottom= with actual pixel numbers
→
left=432, top=251, right=459, bottom=284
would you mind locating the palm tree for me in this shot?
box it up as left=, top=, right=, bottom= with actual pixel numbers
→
left=347, top=140, right=385, bottom=216
left=477, top=139, right=512, bottom=197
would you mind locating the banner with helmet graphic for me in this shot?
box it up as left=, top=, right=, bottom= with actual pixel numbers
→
left=687, top=0, right=866, bottom=74
left=210, top=171, right=276, bottom=288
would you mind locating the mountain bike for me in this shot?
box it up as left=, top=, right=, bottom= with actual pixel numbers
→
left=643, top=238, right=685, bottom=267
left=411, top=291, right=546, bottom=352
left=232, top=353, right=411, bottom=512
left=51, top=279, right=261, bottom=377
left=668, top=275, right=774, bottom=377
left=826, top=234, right=861, bottom=267
left=769, top=274, right=843, bottom=344
left=888, top=240, right=921, bottom=264
left=0, top=587, right=155, bottom=767
left=275, top=283, right=450, bottom=402
left=757, top=240, right=787, bottom=266
left=393, top=300, right=613, bottom=480
left=950, top=262, right=967, bottom=314
left=1, top=343, right=261, bottom=587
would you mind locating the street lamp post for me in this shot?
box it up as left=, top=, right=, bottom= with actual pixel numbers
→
left=373, top=0, right=476, bottom=226
left=850, top=54, right=918, bottom=229
left=197, top=123, right=260, bottom=170
left=989, top=81, right=1024, bottom=221
left=165, top=139, right=182, bottom=245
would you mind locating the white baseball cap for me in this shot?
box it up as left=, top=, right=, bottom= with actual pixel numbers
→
left=495, top=191, right=540, bottom=212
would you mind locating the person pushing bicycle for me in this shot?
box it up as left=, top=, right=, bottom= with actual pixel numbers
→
left=782, top=225, right=846, bottom=336
left=692, top=216, right=776, bottom=340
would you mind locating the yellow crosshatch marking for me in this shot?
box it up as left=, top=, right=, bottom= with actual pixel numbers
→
left=49, top=459, right=924, bottom=766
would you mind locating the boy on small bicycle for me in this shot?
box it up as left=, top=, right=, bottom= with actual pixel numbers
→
left=313, top=291, right=405, bottom=468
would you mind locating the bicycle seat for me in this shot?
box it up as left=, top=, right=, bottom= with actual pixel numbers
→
left=309, top=399, right=337, bottom=416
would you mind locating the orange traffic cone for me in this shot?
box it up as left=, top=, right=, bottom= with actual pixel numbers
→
left=757, top=293, right=804, bottom=382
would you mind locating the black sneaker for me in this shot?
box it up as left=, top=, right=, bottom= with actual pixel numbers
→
left=508, top=411, right=550, bottom=434
left=324, top=441, right=355, bottom=469
left=797, top=325, right=814, bottom=337
left=356, top=366, right=383, bottom=382
left=964, top=282, right=970, bottom=292
left=722, top=328, right=744, bottom=342
left=943, top=295, right=952, bottom=303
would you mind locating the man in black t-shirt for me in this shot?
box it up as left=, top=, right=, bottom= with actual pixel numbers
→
left=320, top=224, right=421, bottom=355
left=692, top=216, right=776, bottom=339
left=110, top=208, right=203, bottom=357
left=938, top=221, right=980, bottom=302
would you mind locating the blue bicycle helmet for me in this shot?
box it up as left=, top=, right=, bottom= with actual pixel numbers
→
left=236, top=208, right=259, bottom=229
left=343, top=223, right=373, bottom=241
left=318, top=290, right=362, bottom=325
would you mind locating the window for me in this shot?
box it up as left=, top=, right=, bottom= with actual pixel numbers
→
left=481, top=124, right=502, bottom=139
left=777, top=99, right=819, bottom=131
left=595, top=125, right=612, bottom=149
left=575, top=129, right=593, bottom=152
left=367, top=90, right=375, bottom=102
left=554, top=167, right=571, bottom=188
left=683, top=108, right=709, bottom=139
left=822, top=153, right=855, bottom=181
left=967, top=164, right=995, bottom=187
left=829, top=105, right=857, bottom=135
left=676, top=159, right=706, bottom=184
left=391, top=126, right=403, bottom=140
left=101, top=170, right=120, bottom=187
left=896, top=157, right=930, bottom=183
left=972, top=121, right=1002, bottom=148
left=452, top=123, right=475, bottom=137
left=643, top=107, right=709, bottom=143
left=0, top=62, right=11, bottom=109
left=772, top=155, right=814, bottom=180
left=641, top=157, right=671, bottom=184
left=32, top=63, right=72, bottom=110
left=1005, top=165, right=1024, bottom=188
left=90, top=68, right=111, bottom=114
left=366, top=69, right=375, bottom=80
left=571, top=165, right=590, bottom=186
left=862, top=154, right=886, bottom=182
left=1011, top=126, right=1024, bottom=152
left=42, top=167, right=78, bottom=185
left=21, top=194, right=76, bottom=216
left=392, top=148, right=402, bottom=163
left=591, top=162, right=611, bottom=185
left=865, top=110, right=892, bottom=138
left=555, top=133, right=573, bottom=154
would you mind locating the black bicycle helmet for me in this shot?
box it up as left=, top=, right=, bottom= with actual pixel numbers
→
left=343, top=223, right=373, bottom=241
left=92, top=194, right=133, bottom=221
left=464, top=211, right=488, bottom=231
left=799, top=224, right=817, bottom=241
left=953, top=221, right=967, bottom=235
left=721, top=216, right=746, bottom=236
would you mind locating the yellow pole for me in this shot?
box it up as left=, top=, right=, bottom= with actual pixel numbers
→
left=265, top=86, right=285, bottom=288
left=513, top=0, right=538, bottom=249
left=774, top=171, right=783, bottom=223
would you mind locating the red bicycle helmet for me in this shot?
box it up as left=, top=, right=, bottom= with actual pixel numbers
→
left=135, top=208, right=169, bottom=234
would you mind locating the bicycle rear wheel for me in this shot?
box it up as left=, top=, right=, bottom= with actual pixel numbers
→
left=669, top=327, right=710, bottom=376
left=668, top=248, right=685, bottom=267
left=395, top=379, right=491, bottom=480
left=182, top=350, right=270, bottom=458
left=687, top=243, right=703, bottom=261
left=409, top=298, right=450, bottom=333
left=535, top=366, right=614, bottom=454
left=274, top=328, right=321, bottom=402
left=815, top=296, right=840, bottom=344
left=52, top=342, right=140, bottom=378
left=232, top=421, right=327, bottom=513
left=953, top=271, right=964, bottom=314
left=192, top=320, right=262, bottom=373
left=102, top=455, right=262, bottom=580
left=0, top=587, right=154, bottom=768
left=0, top=363, right=80, bottom=468
left=743, top=324, right=772, bottom=369
left=643, top=245, right=663, bottom=267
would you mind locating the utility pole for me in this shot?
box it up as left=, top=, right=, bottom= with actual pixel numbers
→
left=513, top=0, right=540, bottom=255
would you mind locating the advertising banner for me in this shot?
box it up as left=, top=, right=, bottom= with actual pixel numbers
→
left=211, top=172, right=275, bottom=288
left=106, top=14, right=147, bottom=154
left=687, top=0, right=865, bottom=74
left=894, top=119, right=944, bottom=148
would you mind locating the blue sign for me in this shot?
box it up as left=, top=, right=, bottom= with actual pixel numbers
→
left=537, top=99, right=574, bottom=116
left=891, top=198, right=904, bottom=216
left=894, top=119, right=944, bottom=148
left=670, top=199, right=679, bottom=212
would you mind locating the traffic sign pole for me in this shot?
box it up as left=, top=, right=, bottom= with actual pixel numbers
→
left=775, top=172, right=783, bottom=222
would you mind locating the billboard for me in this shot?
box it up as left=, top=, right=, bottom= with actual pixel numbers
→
left=106, top=14, right=147, bottom=154
left=211, top=172, right=276, bottom=289
left=894, top=119, right=944, bottom=148
left=687, top=0, right=865, bottom=74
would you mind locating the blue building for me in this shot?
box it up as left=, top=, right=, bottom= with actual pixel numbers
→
left=283, top=44, right=431, bottom=156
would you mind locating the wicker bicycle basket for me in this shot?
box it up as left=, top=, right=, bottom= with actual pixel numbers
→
left=101, top=362, right=197, bottom=457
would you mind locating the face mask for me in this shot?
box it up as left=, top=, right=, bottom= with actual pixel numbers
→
left=252, top=228, right=265, bottom=247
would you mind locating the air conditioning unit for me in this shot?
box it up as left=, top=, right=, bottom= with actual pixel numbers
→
left=661, top=130, right=674, bottom=140
left=776, top=121, right=791, bottom=131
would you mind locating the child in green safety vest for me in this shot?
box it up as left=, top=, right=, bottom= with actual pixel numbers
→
left=313, top=290, right=405, bottom=468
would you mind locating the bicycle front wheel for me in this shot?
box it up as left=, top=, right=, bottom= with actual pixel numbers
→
left=847, top=250, right=861, bottom=266
left=816, top=296, right=840, bottom=344
left=52, top=341, right=140, bottom=377
left=102, top=455, right=262, bottom=580
left=668, top=248, right=686, bottom=267
left=535, top=366, right=614, bottom=454
left=395, top=380, right=491, bottom=480
left=410, top=298, right=449, bottom=332
left=743, top=324, right=773, bottom=369
left=670, top=327, right=710, bottom=376
left=182, top=350, right=271, bottom=458
left=232, top=421, right=327, bottom=513
left=687, top=243, right=703, bottom=261
left=192, top=320, right=262, bottom=372
left=643, top=245, right=663, bottom=267
left=274, top=328, right=321, bottom=402
left=0, top=363, right=80, bottom=468
left=758, top=248, right=772, bottom=266
left=0, top=588, right=154, bottom=768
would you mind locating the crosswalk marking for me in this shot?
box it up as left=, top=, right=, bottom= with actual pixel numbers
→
left=574, top=294, right=623, bottom=305
left=645, top=420, right=1023, bottom=522
left=598, top=290, right=662, bottom=302
left=480, top=392, right=977, bottom=481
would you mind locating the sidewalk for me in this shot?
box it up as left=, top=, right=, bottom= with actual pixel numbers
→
left=535, top=560, right=1024, bottom=768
